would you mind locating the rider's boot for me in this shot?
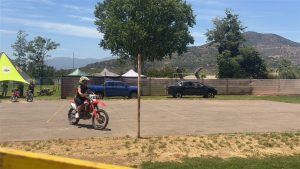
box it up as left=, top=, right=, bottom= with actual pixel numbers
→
left=76, top=105, right=84, bottom=119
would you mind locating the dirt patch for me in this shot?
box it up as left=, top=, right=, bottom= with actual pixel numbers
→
left=1, top=132, right=300, bottom=166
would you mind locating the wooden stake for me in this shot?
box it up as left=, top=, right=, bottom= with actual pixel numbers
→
left=137, top=53, right=141, bottom=138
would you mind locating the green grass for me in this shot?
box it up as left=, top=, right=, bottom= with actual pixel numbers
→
left=0, top=85, right=61, bottom=100
left=1, top=87, right=300, bottom=104
left=141, top=155, right=300, bottom=169
left=141, top=95, right=300, bottom=104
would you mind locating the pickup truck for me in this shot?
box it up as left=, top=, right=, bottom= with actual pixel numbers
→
left=167, top=81, right=218, bottom=98
left=88, top=81, right=138, bottom=99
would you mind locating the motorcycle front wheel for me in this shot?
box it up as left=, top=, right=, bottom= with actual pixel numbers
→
left=68, top=108, right=79, bottom=125
left=92, top=109, right=109, bottom=130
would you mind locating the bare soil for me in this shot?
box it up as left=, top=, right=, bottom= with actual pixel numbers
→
left=1, top=132, right=300, bottom=167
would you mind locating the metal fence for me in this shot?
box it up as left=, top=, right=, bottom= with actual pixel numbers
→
left=0, top=77, right=60, bottom=97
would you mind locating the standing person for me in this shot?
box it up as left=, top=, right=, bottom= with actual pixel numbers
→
left=2, top=82, right=8, bottom=97
left=28, top=80, right=35, bottom=96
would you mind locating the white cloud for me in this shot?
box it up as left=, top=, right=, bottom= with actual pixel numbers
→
left=63, top=4, right=93, bottom=13
left=192, top=32, right=206, bottom=38
left=2, top=17, right=102, bottom=39
left=0, top=29, right=16, bottom=35
left=68, top=15, right=94, bottom=22
left=21, top=0, right=54, bottom=5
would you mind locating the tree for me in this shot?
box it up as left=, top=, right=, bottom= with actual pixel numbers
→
left=216, top=50, right=241, bottom=78
left=11, top=30, right=28, bottom=70
left=26, top=36, right=60, bottom=78
left=205, top=9, right=246, bottom=56
left=95, top=0, right=195, bottom=137
left=277, top=59, right=300, bottom=79
left=237, top=48, right=267, bottom=78
left=206, top=9, right=267, bottom=79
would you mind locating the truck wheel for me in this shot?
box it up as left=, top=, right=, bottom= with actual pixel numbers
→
left=204, top=92, right=215, bottom=98
left=175, top=92, right=182, bottom=98
left=129, top=92, right=137, bottom=99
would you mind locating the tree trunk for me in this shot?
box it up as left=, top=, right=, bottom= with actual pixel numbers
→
left=137, top=53, right=141, bottom=138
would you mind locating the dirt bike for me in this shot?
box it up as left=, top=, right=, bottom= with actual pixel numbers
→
left=68, top=94, right=109, bottom=130
left=11, top=89, right=20, bottom=102
left=38, top=88, right=54, bottom=96
left=26, top=90, right=34, bottom=102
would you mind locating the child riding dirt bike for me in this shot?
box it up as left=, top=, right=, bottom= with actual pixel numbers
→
left=69, top=76, right=109, bottom=130
left=75, top=76, right=97, bottom=118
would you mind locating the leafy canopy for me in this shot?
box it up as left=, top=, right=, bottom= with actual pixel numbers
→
left=277, top=59, right=300, bottom=79
left=205, top=9, right=246, bottom=56
left=11, top=30, right=28, bottom=70
left=26, top=36, right=59, bottom=77
left=94, top=0, right=195, bottom=61
left=206, top=9, right=267, bottom=79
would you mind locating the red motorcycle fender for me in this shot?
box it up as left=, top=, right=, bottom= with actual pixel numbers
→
left=93, top=100, right=107, bottom=108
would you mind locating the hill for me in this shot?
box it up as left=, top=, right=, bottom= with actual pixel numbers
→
left=80, top=31, right=300, bottom=75
left=46, top=57, right=113, bottom=69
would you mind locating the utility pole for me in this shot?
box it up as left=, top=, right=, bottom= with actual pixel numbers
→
left=137, top=53, right=141, bottom=138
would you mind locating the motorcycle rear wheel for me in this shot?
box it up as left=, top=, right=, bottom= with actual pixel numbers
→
left=68, top=108, right=79, bottom=125
left=11, top=96, right=17, bottom=102
left=92, top=109, right=109, bottom=130
left=27, top=94, right=33, bottom=102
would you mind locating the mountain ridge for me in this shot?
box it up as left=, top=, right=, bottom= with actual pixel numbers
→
left=54, top=31, right=300, bottom=74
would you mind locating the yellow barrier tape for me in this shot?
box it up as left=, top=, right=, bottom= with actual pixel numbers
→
left=0, top=148, right=133, bottom=169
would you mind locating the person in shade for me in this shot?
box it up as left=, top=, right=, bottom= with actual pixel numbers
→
left=2, top=82, right=8, bottom=97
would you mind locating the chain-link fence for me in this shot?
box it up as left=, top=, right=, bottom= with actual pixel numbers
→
left=0, top=77, right=61, bottom=98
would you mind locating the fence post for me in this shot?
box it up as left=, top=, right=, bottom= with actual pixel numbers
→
left=277, top=78, right=281, bottom=95
left=149, top=78, right=151, bottom=96
left=226, top=78, right=229, bottom=95
left=249, top=78, right=252, bottom=95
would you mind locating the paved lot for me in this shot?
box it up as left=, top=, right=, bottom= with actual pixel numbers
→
left=0, top=99, right=300, bottom=141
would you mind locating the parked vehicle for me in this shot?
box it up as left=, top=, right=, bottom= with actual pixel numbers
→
left=26, top=90, right=34, bottom=102
left=11, top=89, right=20, bottom=102
left=68, top=93, right=109, bottom=130
left=88, top=81, right=138, bottom=99
left=37, top=88, right=54, bottom=96
left=167, top=81, right=218, bottom=98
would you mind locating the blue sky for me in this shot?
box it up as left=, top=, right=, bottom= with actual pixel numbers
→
left=1, top=0, right=300, bottom=60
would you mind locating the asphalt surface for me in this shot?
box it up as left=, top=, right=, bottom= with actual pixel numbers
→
left=0, top=99, right=300, bottom=141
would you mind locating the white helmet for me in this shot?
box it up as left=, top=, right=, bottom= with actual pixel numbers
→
left=79, top=76, right=89, bottom=83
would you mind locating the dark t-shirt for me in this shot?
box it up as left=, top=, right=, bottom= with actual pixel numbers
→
left=76, top=84, right=88, bottom=100
left=28, top=84, right=35, bottom=91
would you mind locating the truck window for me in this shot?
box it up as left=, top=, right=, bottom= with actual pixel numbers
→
left=115, top=82, right=124, bottom=86
left=106, top=82, right=114, bottom=86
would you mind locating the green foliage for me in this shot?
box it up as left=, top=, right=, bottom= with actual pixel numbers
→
left=217, top=50, right=241, bottom=78
left=26, top=36, right=60, bottom=78
left=277, top=59, right=300, bottom=79
left=94, top=0, right=195, bottom=62
left=11, top=31, right=60, bottom=78
left=237, top=48, right=267, bottom=78
left=145, top=66, right=175, bottom=78
left=205, top=9, right=246, bottom=56
left=141, top=155, right=300, bottom=169
left=206, top=10, right=267, bottom=79
left=11, top=30, right=28, bottom=70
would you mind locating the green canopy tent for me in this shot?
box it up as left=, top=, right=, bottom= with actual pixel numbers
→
left=67, top=68, right=88, bottom=76
left=0, top=52, right=29, bottom=84
left=92, top=68, right=119, bottom=77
